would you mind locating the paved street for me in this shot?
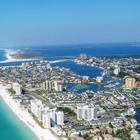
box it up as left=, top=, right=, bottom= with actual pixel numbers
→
left=23, top=88, right=54, bottom=108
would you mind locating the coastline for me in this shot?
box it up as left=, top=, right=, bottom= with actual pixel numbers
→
left=0, top=85, right=58, bottom=140
left=0, top=49, right=40, bottom=63
left=0, top=49, right=69, bottom=64
left=49, top=59, right=70, bottom=64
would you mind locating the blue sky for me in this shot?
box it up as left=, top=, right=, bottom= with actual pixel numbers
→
left=0, top=0, right=140, bottom=47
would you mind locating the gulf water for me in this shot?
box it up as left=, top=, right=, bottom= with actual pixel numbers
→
left=0, top=97, right=38, bottom=140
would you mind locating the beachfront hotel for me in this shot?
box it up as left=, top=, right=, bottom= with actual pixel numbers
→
left=43, top=113, right=51, bottom=128
left=12, top=83, right=22, bottom=95
left=56, top=111, right=64, bottom=125
left=77, top=105, right=97, bottom=121
left=30, top=100, right=64, bottom=128
left=31, top=100, right=44, bottom=118
left=50, top=109, right=56, bottom=127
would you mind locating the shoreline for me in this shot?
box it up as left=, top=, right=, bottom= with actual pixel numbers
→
left=49, top=59, right=70, bottom=64
left=0, top=49, right=69, bottom=64
left=0, top=49, right=40, bottom=63
left=0, top=85, right=58, bottom=140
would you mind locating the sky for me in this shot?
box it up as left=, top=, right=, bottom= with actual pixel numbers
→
left=0, top=0, right=140, bottom=47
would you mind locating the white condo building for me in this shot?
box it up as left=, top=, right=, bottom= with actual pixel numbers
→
left=12, top=83, right=22, bottom=95
left=113, top=68, right=120, bottom=76
left=56, top=111, right=64, bottom=125
left=41, top=80, right=62, bottom=91
left=43, top=113, right=51, bottom=128
left=77, top=105, right=97, bottom=121
left=77, top=106, right=84, bottom=120
left=30, top=100, right=64, bottom=128
left=38, top=108, right=45, bottom=121
left=46, top=80, right=53, bottom=91
left=93, top=107, right=97, bottom=119
left=52, top=81, right=62, bottom=92
left=84, top=107, right=93, bottom=121
left=41, top=82, right=46, bottom=91
left=50, top=108, right=57, bottom=127
left=30, top=100, right=43, bottom=118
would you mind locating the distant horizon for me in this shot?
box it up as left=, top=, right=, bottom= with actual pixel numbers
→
left=1, top=41, right=140, bottom=49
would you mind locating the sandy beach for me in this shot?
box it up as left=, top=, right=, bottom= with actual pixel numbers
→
left=0, top=49, right=69, bottom=64
left=0, top=85, right=59, bottom=140
left=49, top=59, right=69, bottom=64
left=0, top=49, right=40, bottom=63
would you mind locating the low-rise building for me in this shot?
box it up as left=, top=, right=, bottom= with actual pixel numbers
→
left=96, top=77, right=103, bottom=83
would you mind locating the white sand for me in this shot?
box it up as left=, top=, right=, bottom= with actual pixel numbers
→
left=0, top=85, right=59, bottom=140
left=0, top=49, right=71, bottom=64
left=0, top=49, right=40, bottom=63
left=49, top=59, right=69, bottom=64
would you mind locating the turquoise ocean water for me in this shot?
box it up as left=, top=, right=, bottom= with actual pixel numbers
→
left=0, top=97, right=38, bottom=140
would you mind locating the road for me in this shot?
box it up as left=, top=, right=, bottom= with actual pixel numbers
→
left=23, top=88, right=54, bottom=108
left=0, top=71, right=54, bottom=108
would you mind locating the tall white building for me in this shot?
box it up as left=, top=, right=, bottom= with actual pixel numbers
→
left=46, top=80, right=53, bottom=91
left=12, top=83, right=22, bottom=95
left=38, top=108, right=45, bottom=121
left=93, top=107, right=97, bottom=120
left=113, top=68, right=120, bottom=76
left=77, top=105, right=97, bottom=121
left=84, top=107, right=94, bottom=121
left=30, top=100, right=64, bottom=128
left=52, top=81, right=62, bottom=91
left=113, top=65, right=120, bottom=76
left=41, top=80, right=62, bottom=91
left=50, top=108, right=57, bottom=127
left=41, top=82, right=46, bottom=90
left=77, top=106, right=84, bottom=120
left=30, top=100, right=43, bottom=117
left=56, top=111, right=64, bottom=125
left=43, top=113, right=51, bottom=128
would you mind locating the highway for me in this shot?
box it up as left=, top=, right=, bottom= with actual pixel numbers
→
left=23, top=88, right=54, bottom=108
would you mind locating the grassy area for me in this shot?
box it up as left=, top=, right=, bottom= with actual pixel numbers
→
left=58, top=107, right=76, bottom=116
left=64, top=136, right=71, bottom=140
left=136, top=100, right=140, bottom=104
left=7, top=88, right=16, bottom=94
left=125, top=113, right=137, bottom=120
left=73, top=116, right=85, bottom=122
left=110, top=71, right=129, bottom=79
left=28, top=110, right=45, bottom=129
